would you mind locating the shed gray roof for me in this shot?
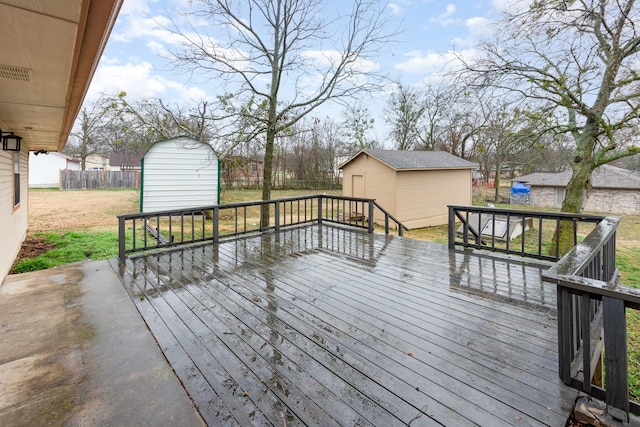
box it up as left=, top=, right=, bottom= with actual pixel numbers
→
left=340, top=149, right=476, bottom=170
left=514, top=164, right=640, bottom=190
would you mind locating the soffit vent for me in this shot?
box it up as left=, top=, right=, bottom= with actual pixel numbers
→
left=0, top=64, right=31, bottom=82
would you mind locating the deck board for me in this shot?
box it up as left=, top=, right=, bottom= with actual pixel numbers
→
left=114, top=225, right=577, bottom=426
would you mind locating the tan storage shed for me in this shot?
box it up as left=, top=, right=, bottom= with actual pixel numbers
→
left=339, top=149, right=475, bottom=229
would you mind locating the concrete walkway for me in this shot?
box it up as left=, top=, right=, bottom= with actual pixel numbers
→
left=0, top=260, right=204, bottom=426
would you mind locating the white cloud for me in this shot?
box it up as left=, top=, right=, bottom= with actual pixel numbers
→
left=394, top=47, right=481, bottom=77
left=394, top=50, right=458, bottom=74
left=88, top=61, right=168, bottom=99
left=450, top=16, right=495, bottom=47
left=388, top=0, right=414, bottom=16
left=86, top=58, right=213, bottom=106
left=389, top=3, right=403, bottom=16
left=430, top=3, right=457, bottom=25
left=465, top=16, right=493, bottom=37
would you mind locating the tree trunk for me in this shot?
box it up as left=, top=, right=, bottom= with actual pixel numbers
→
left=494, top=162, right=502, bottom=204
left=260, top=128, right=275, bottom=228
left=551, top=130, right=596, bottom=257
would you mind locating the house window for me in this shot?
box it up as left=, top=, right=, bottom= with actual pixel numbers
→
left=555, top=188, right=565, bottom=208
left=13, top=153, right=20, bottom=207
left=251, top=163, right=257, bottom=173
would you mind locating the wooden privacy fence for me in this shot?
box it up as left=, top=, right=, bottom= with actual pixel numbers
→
left=60, top=170, right=139, bottom=190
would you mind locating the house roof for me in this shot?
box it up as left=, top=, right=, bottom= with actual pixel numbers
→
left=110, top=152, right=143, bottom=168
left=32, top=151, right=79, bottom=162
left=514, top=164, right=640, bottom=190
left=339, top=149, right=476, bottom=170
left=0, top=0, right=124, bottom=152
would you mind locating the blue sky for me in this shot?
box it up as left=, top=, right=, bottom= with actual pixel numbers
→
left=85, top=0, right=517, bottom=140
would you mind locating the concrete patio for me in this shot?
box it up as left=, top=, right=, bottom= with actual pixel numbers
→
left=0, top=260, right=203, bottom=426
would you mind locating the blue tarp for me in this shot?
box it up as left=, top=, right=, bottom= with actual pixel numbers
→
left=510, top=182, right=531, bottom=194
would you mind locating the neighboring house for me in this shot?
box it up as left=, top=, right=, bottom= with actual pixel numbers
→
left=514, top=164, right=640, bottom=215
left=84, top=153, right=111, bottom=170
left=339, top=149, right=476, bottom=229
left=141, top=137, right=220, bottom=213
left=0, top=1, right=123, bottom=283
left=109, top=152, right=143, bottom=171
left=221, top=155, right=263, bottom=187
left=29, top=152, right=80, bottom=187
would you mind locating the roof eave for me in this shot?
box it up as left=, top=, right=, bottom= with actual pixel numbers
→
left=58, top=0, right=124, bottom=151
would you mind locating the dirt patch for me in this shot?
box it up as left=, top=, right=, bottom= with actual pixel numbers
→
left=28, top=189, right=139, bottom=234
left=14, top=235, right=56, bottom=262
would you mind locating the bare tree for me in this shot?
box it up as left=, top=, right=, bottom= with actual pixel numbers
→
left=342, top=103, right=377, bottom=150
left=170, top=0, right=395, bottom=226
left=66, top=96, right=113, bottom=169
left=464, top=0, right=640, bottom=253
left=476, top=101, right=549, bottom=203
left=384, top=83, right=426, bottom=150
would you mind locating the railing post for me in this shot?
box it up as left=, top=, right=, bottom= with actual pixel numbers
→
left=118, top=216, right=126, bottom=264
left=274, top=201, right=280, bottom=232
left=317, top=195, right=323, bottom=225
left=603, top=296, right=629, bottom=422
left=368, top=201, right=374, bottom=234
left=448, top=206, right=455, bottom=250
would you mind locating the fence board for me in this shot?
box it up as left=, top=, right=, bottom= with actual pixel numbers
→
left=60, top=170, right=139, bottom=190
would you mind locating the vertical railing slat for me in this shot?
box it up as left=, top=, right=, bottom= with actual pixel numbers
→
left=603, top=296, right=629, bottom=422
left=581, top=292, right=592, bottom=393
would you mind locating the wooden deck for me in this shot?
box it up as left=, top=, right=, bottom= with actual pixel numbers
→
left=113, top=224, right=578, bottom=426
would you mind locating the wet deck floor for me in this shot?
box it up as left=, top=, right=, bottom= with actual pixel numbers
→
left=112, top=224, right=578, bottom=426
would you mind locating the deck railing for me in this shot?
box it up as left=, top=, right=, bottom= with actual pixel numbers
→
left=542, top=216, right=637, bottom=422
left=118, top=194, right=407, bottom=262
left=448, top=205, right=605, bottom=261
left=449, top=205, right=632, bottom=421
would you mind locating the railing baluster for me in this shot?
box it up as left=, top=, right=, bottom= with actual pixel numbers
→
left=538, top=217, right=543, bottom=258
left=181, top=212, right=184, bottom=243
left=581, top=292, right=592, bottom=393
left=603, top=296, right=629, bottom=422
left=555, top=218, right=561, bottom=258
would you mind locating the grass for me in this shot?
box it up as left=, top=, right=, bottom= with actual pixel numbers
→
left=11, top=232, right=120, bottom=274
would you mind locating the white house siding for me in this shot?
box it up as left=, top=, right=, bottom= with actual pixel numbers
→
left=396, top=169, right=472, bottom=228
left=0, top=149, right=28, bottom=283
left=142, top=138, right=219, bottom=213
left=531, top=186, right=640, bottom=215
left=29, top=152, right=80, bottom=187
